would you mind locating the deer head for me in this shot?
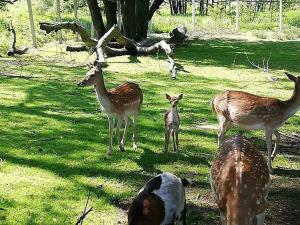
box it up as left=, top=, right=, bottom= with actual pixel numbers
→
left=285, top=72, right=300, bottom=89
left=77, top=65, right=103, bottom=87
left=166, top=94, right=183, bottom=108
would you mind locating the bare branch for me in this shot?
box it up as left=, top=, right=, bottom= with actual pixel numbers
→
left=95, top=25, right=177, bottom=77
left=75, top=207, right=93, bottom=225
left=0, top=0, right=18, bottom=4
left=39, top=22, right=97, bottom=48
left=7, top=20, right=28, bottom=56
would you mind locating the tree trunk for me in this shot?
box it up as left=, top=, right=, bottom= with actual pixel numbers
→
left=120, top=0, right=136, bottom=39
left=148, top=0, right=164, bottom=21
left=103, top=0, right=117, bottom=30
left=86, top=0, right=106, bottom=38
left=135, top=0, right=149, bottom=41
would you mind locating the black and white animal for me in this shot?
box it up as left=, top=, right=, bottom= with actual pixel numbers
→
left=128, top=172, right=191, bottom=225
left=164, top=94, right=183, bottom=155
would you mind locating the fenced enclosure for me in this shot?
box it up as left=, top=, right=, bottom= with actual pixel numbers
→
left=0, top=0, right=299, bottom=53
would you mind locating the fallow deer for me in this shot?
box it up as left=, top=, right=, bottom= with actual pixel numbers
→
left=210, top=135, right=270, bottom=225
left=212, top=72, right=300, bottom=171
left=128, top=172, right=191, bottom=225
left=164, top=94, right=183, bottom=155
left=77, top=65, right=143, bottom=155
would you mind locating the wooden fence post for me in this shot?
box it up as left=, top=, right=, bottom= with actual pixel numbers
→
left=26, top=0, right=37, bottom=48
left=279, top=0, right=283, bottom=32
left=56, top=0, right=62, bottom=44
left=117, top=1, right=122, bottom=29
left=74, top=0, right=79, bottom=41
left=192, top=0, right=196, bottom=33
left=91, top=22, right=95, bottom=38
left=235, top=0, right=240, bottom=32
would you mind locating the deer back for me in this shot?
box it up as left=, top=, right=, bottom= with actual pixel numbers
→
left=210, top=135, right=270, bottom=225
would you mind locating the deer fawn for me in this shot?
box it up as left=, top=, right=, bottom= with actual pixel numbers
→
left=164, top=94, right=183, bottom=155
left=212, top=72, right=300, bottom=172
left=77, top=65, right=143, bottom=155
left=211, top=135, right=270, bottom=225
left=128, top=172, right=191, bottom=225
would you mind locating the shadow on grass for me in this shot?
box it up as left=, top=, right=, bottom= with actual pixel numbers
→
left=187, top=202, right=219, bottom=225
left=273, top=167, right=300, bottom=178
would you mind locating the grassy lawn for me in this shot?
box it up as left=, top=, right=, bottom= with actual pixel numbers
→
left=0, top=39, right=300, bottom=225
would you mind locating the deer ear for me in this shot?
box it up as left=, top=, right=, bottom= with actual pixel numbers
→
left=166, top=93, right=171, bottom=100
left=178, top=94, right=183, bottom=100
left=285, top=72, right=296, bottom=82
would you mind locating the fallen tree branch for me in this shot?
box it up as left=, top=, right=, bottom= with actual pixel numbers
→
left=39, top=22, right=97, bottom=48
left=245, top=52, right=277, bottom=81
left=95, top=25, right=177, bottom=77
left=66, top=46, right=88, bottom=52
left=169, top=26, right=188, bottom=44
left=39, top=22, right=178, bottom=77
left=0, top=72, right=34, bottom=79
left=7, top=20, right=28, bottom=56
left=0, top=0, right=18, bottom=4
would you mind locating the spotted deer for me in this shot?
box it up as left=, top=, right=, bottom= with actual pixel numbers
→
left=164, top=94, right=183, bottom=155
left=212, top=72, right=300, bottom=172
left=211, top=135, right=270, bottom=225
left=128, top=172, right=191, bottom=225
left=77, top=65, right=143, bottom=155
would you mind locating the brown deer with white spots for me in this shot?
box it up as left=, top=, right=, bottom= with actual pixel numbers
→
left=212, top=72, right=300, bottom=172
left=164, top=94, right=183, bottom=155
left=210, top=135, right=270, bottom=225
left=77, top=65, right=143, bottom=155
left=128, top=172, right=191, bottom=225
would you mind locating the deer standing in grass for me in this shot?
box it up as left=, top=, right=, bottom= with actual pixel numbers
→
left=212, top=72, right=300, bottom=172
left=77, top=65, right=143, bottom=155
left=211, top=135, right=270, bottom=225
left=164, top=94, right=183, bottom=155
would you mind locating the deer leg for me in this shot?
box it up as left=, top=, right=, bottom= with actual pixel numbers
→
left=175, top=130, right=179, bottom=156
left=271, top=129, right=281, bottom=161
left=132, top=114, right=138, bottom=150
left=108, top=117, right=114, bottom=155
left=120, top=117, right=129, bottom=152
left=252, top=211, right=266, bottom=225
left=172, top=131, right=176, bottom=152
left=265, top=129, right=273, bottom=173
left=116, top=119, right=122, bottom=149
left=218, top=117, right=231, bottom=148
left=164, top=128, right=170, bottom=154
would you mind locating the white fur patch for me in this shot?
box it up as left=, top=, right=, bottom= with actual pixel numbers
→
left=152, top=172, right=186, bottom=225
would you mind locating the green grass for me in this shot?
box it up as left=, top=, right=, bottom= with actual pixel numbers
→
left=0, top=38, right=299, bottom=224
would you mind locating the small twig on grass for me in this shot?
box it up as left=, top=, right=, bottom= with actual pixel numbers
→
left=75, top=188, right=93, bottom=225
left=75, top=207, right=93, bottom=225
left=32, top=137, right=58, bottom=142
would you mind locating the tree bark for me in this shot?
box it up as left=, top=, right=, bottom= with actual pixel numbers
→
left=120, top=0, right=136, bottom=40
left=39, top=22, right=178, bottom=78
left=103, top=0, right=117, bottom=30
left=86, top=0, right=106, bottom=38
left=135, top=0, right=149, bottom=41
left=95, top=25, right=177, bottom=78
left=148, top=0, right=164, bottom=20
left=39, top=21, right=97, bottom=48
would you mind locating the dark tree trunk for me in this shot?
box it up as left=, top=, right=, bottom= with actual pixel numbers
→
left=148, top=0, right=164, bottom=21
left=120, top=0, right=136, bottom=40
left=103, top=0, right=117, bottom=30
left=86, top=0, right=106, bottom=38
left=135, top=0, right=149, bottom=41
